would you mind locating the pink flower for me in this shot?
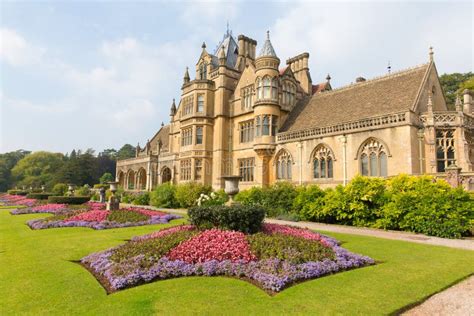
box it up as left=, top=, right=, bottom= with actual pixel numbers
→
left=262, top=223, right=330, bottom=247
left=65, top=210, right=109, bottom=222
left=167, top=229, right=256, bottom=263
left=31, top=204, right=67, bottom=213
left=133, top=225, right=196, bottom=241
left=124, top=207, right=167, bottom=217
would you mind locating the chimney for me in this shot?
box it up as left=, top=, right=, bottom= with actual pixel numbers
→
left=463, top=89, right=472, bottom=114
left=236, top=35, right=257, bottom=71
left=286, top=52, right=311, bottom=94
left=355, top=77, right=366, bottom=83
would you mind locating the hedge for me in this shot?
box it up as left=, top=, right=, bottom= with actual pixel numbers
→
left=7, top=190, right=28, bottom=196
left=188, top=204, right=266, bottom=234
left=48, top=196, right=91, bottom=204
left=26, top=193, right=53, bottom=200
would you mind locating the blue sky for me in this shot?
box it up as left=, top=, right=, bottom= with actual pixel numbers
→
left=0, top=1, right=472, bottom=154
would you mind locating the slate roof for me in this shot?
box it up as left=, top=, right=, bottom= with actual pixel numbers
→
left=259, top=31, right=277, bottom=57
left=280, top=63, right=430, bottom=133
left=212, top=33, right=239, bottom=68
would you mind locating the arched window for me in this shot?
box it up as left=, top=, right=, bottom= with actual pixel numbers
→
left=276, top=150, right=292, bottom=180
left=436, top=129, right=455, bottom=172
left=262, top=115, right=270, bottom=135
left=256, top=78, right=263, bottom=100
left=359, top=138, right=388, bottom=177
left=255, top=116, right=261, bottom=136
left=263, top=77, right=271, bottom=99
left=312, top=145, right=335, bottom=179
left=272, top=78, right=278, bottom=100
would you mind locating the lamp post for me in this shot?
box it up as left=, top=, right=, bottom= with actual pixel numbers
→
left=222, top=176, right=242, bottom=206
left=106, top=181, right=120, bottom=211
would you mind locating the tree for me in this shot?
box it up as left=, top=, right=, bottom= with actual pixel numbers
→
left=99, top=149, right=118, bottom=160
left=117, top=144, right=136, bottom=160
left=439, top=72, right=473, bottom=110
left=11, top=151, right=64, bottom=188
left=100, top=172, right=114, bottom=184
left=0, top=150, right=30, bottom=191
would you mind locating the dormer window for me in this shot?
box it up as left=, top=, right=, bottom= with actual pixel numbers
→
left=283, top=82, right=296, bottom=106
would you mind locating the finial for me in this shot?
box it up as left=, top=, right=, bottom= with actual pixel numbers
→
left=326, top=74, right=331, bottom=81
left=427, top=90, right=433, bottom=112
left=226, top=21, right=230, bottom=36
left=161, top=122, right=164, bottom=127
left=202, top=42, right=206, bottom=50
left=170, top=98, right=177, bottom=116
left=183, top=67, right=190, bottom=83
left=429, top=46, right=434, bottom=62
left=455, top=95, right=462, bottom=111
left=387, top=61, right=391, bottom=74
left=266, top=30, right=270, bottom=40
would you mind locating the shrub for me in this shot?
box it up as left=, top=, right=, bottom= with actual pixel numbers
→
left=175, top=182, right=212, bottom=208
left=75, top=185, right=91, bottom=197
left=48, top=196, right=90, bottom=204
left=379, top=175, right=474, bottom=238
left=7, top=190, right=28, bottom=196
left=188, top=204, right=265, bottom=234
left=235, top=182, right=298, bottom=217
left=196, top=190, right=228, bottom=207
left=93, top=183, right=109, bottom=190
left=52, top=183, right=68, bottom=196
left=247, top=232, right=335, bottom=264
left=107, top=210, right=149, bottom=223
left=150, top=183, right=178, bottom=208
left=26, top=193, right=53, bottom=200
left=132, top=192, right=150, bottom=205
left=99, top=172, right=114, bottom=184
left=292, top=185, right=326, bottom=221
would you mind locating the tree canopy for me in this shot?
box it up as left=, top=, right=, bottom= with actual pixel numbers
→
left=439, top=72, right=473, bottom=110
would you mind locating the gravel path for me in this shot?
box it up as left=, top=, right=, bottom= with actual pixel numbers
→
left=402, top=276, right=474, bottom=316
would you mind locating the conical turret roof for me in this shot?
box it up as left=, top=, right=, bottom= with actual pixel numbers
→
left=258, top=31, right=277, bottom=57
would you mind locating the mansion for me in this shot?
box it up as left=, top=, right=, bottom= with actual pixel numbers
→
left=116, top=30, right=474, bottom=191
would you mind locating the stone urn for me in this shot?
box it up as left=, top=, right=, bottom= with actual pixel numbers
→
left=106, top=181, right=120, bottom=211
left=67, top=184, right=75, bottom=196
left=99, top=187, right=106, bottom=203
left=222, top=176, right=242, bottom=206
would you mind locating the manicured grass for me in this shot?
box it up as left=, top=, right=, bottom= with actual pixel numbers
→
left=1, top=208, right=473, bottom=315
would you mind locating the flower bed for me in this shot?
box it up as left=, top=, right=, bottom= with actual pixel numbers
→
left=27, top=207, right=181, bottom=230
left=0, top=194, right=37, bottom=207
left=10, top=203, right=68, bottom=215
left=81, top=223, right=374, bottom=293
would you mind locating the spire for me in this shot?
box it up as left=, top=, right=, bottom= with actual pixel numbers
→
left=183, top=67, right=190, bottom=84
left=429, top=46, right=434, bottom=62
left=326, top=74, right=331, bottom=82
left=161, top=121, right=164, bottom=127
left=201, top=42, right=206, bottom=50
left=258, top=30, right=277, bottom=57
left=170, top=98, right=176, bottom=116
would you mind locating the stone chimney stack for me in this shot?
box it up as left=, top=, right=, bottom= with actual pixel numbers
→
left=286, top=53, right=312, bottom=94
left=236, top=35, right=257, bottom=71
left=463, top=89, right=472, bottom=114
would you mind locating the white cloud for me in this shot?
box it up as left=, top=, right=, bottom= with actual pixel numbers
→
left=0, top=28, right=45, bottom=66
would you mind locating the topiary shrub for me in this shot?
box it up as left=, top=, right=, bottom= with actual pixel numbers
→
left=132, top=192, right=150, bottom=205
left=7, top=189, right=28, bottom=196
left=150, top=183, right=178, bottom=208
left=26, top=193, right=53, bottom=200
left=48, top=196, right=90, bottom=204
left=188, top=204, right=265, bottom=234
left=52, top=183, right=68, bottom=196
left=175, top=182, right=212, bottom=208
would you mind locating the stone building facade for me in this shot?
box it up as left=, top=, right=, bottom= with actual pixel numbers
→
left=116, top=30, right=474, bottom=191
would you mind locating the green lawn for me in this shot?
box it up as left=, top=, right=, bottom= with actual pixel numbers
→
left=1, top=208, right=473, bottom=315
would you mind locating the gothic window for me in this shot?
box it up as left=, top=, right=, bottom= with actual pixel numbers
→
left=199, top=63, right=207, bottom=80
left=194, top=159, right=202, bottom=180
left=282, top=81, right=296, bottom=106
left=263, top=76, right=271, bottom=99
left=436, top=129, right=455, bottom=172
left=272, top=78, right=278, bottom=100
left=255, top=116, right=261, bottom=137
left=239, top=120, right=254, bottom=143
left=239, top=158, right=255, bottom=182
left=241, top=86, right=254, bottom=109
left=256, top=78, right=263, bottom=100
left=276, top=150, right=292, bottom=180
left=262, top=115, right=270, bottom=135
left=180, top=159, right=192, bottom=181
left=359, top=138, right=388, bottom=177
left=312, top=145, right=334, bottom=179
left=197, top=94, right=204, bottom=112
left=181, top=128, right=192, bottom=146
left=196, top=126, right=203, bottom=144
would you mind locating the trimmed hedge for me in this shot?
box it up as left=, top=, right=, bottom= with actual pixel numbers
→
left=48, top=196, right=90, bottom=204
left=7, top=190, right=28, bottom=196
left=188, top=204, right=265, bottom=234
left=26, top=193, right=53, bottom=200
